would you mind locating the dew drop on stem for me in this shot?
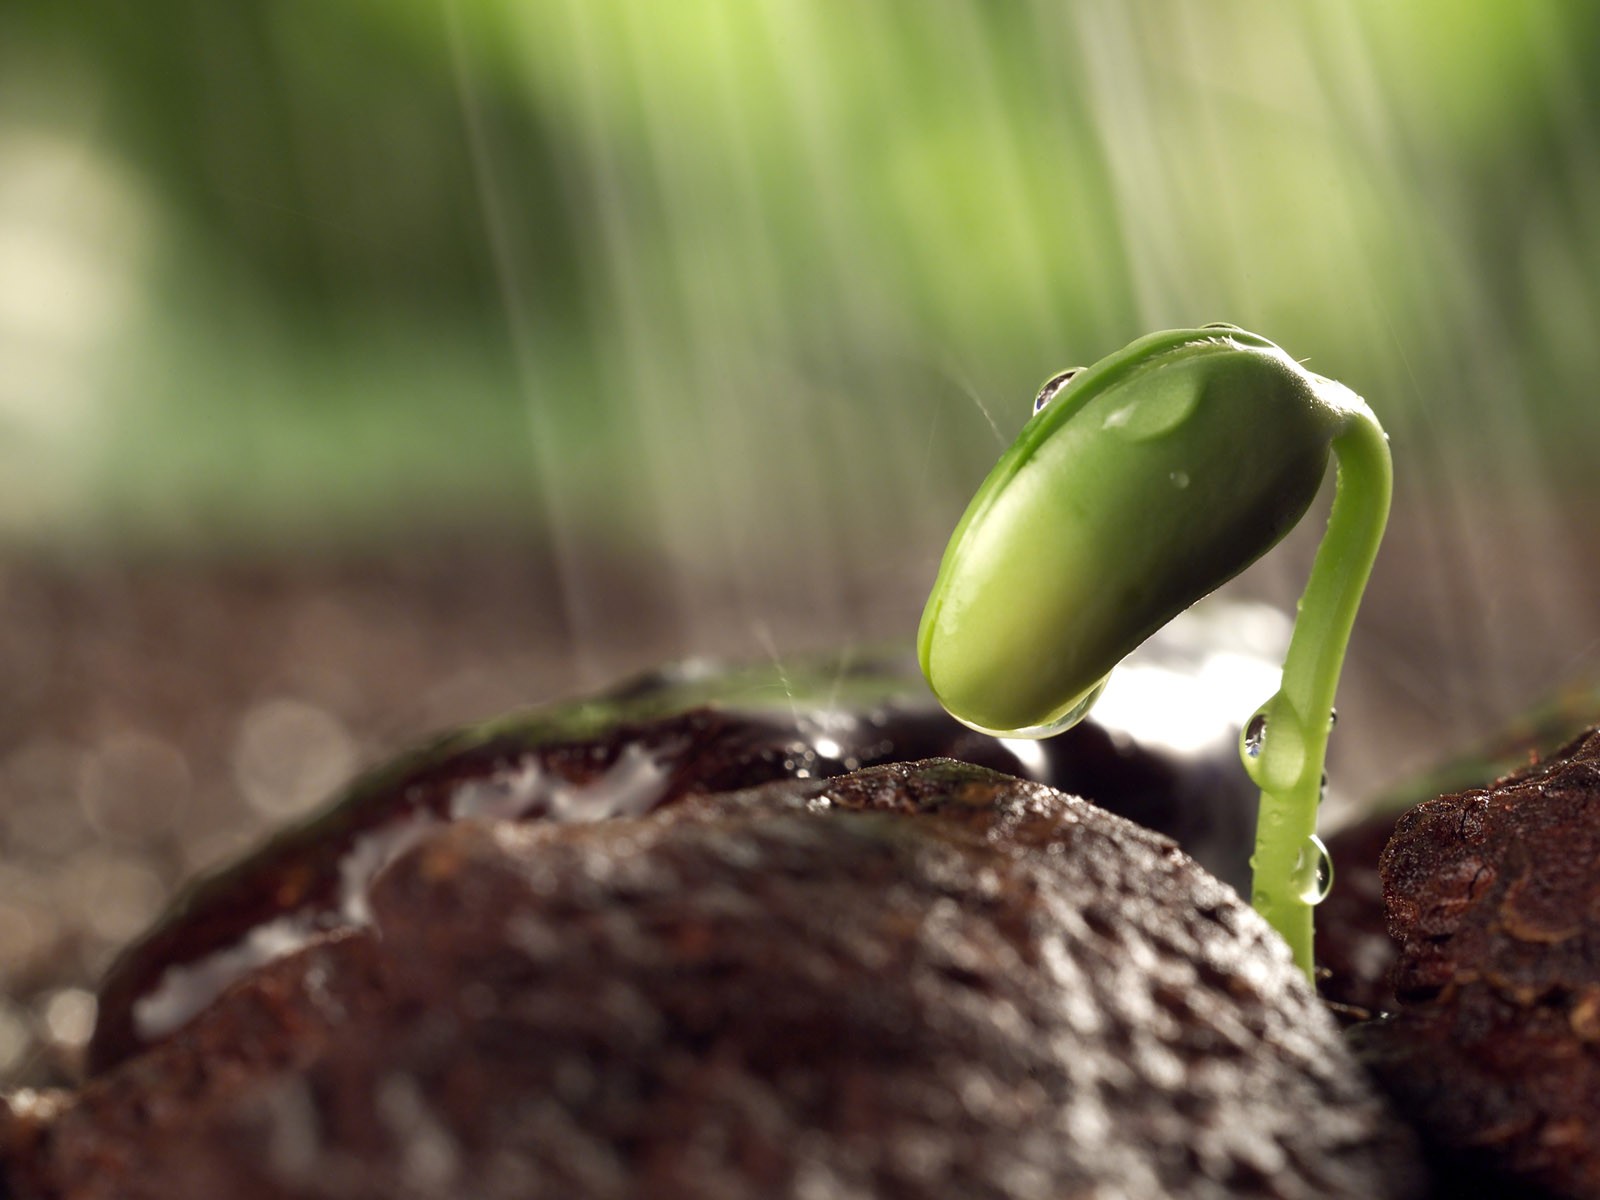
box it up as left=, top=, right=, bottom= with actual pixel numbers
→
left=1243, top=711, right=1268, bottom=758
left=1292, top=835, right=1333, bottom=905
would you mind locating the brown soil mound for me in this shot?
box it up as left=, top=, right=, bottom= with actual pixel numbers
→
left=4, top=761, right=1424, bottom=1199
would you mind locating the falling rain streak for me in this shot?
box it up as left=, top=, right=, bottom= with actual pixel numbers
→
left=425, top=2, right=1598, bottom=790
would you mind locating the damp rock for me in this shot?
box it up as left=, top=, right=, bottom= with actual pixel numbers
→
left=3, top=761, right=1424, bottom=1200
left=1350, top=726, right=1600, bottom=1198
left=86, top=648, right=1262, bottom=1074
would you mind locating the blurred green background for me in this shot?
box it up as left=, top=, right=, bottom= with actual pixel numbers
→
left=5, top=0, right=1600, bottom=747
left=5, top=0, right=1600, bottom=1082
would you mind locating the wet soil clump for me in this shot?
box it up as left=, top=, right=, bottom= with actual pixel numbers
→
left=1352, top=729, right=1600, bottom=1198
left=3, top=761, right=1424, bottom=1200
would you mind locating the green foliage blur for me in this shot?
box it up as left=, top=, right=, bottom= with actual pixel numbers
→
left=4, top=0, right=1600, bottom=564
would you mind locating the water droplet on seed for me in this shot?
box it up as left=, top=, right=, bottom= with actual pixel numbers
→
left=983, top=677, right=1110, bottom=740
left=1032, top=677, right=1109, bottom=736
left=1100, top=377, right=1201, bottom=440
left=1033, top=368, right=1082, bottom=414
left=1243, top=712, right=1268, bottom=758
left=1292, top=835, right=1333, bottom=905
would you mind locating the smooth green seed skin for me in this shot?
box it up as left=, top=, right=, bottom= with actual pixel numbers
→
left=919, top=330, right=1342, bottom=737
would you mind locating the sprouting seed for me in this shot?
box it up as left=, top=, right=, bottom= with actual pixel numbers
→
left=918, top=325, right=1391, bottom=981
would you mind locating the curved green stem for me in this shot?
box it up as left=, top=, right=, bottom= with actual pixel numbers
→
left=1245, top=406, right=1392, bottom=978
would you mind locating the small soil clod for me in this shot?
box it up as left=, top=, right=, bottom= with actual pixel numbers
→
left=1352, top=727, right=1600, bottom=1198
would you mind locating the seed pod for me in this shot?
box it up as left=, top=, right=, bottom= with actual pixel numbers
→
left=918, top=326, right=1353, bottom=737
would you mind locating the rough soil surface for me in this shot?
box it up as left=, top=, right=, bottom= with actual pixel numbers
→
left=1352, top=728, right=1600, bottom=1198
left=0, top=547, right=1265, bottom=1088
left=83, top=666, right=1259, bottom=1076
left=3, top=761, right=1425, bottom=1200
left=0, top=544, right=612, bottom=1086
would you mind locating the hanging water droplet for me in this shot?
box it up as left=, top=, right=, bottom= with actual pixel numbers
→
left=1033, top=368, right=1082, bottom=414
left=1036, top=676, right=1110, bottom=736
left=987, top=676, right=1109, bottom=739
left=1291, top=835, right=1333, bottom=905
left=1169, top=470, right=1190, bottom=489
left=1328, top=708, right=1339, bottom=730
left=1243, top=711, right=1268, bottom=758
left=1319, top=771, right=1329, bottom=805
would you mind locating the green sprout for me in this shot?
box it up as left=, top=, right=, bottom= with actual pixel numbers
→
left=918, top=325, right=1391, bottom=979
